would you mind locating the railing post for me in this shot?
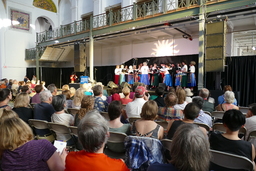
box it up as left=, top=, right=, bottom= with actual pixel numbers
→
left=36, top=46, right=40, bottom=81
left=186, top=0, right=190, bottom=7
left=143, top=2, right=146, bottom=17
left=60, top=25, right=63, bottom=37
left=109, top=10, right=113, bottom=26
left=152, top=1, right=155, bottom=15
left=133, top=2, right=137, bottom=20
left=162, top=0, right=167, bottom=14
left=74, top=21, right=77, bottom=34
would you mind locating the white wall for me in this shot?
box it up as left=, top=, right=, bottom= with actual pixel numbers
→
left=0, top=0, right=59, bottom=80
left=59, top=0, right=72, bottom=25
left=94, top=38, right=199, bottom=66
left=78, top=0, right=93, bottom=18
left=122, top=0, right=136, bottom=7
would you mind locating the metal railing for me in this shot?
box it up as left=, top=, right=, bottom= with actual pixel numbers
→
left=25, top=47, right=46, bottom=60
left=36, top=0, right=216, bottom=43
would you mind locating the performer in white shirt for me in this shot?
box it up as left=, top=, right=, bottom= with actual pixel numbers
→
left=114, top=65, right=121, bottom=85
left=187, top=61, right=196, bottom=90
left=181, top=61, right=188, bottom=88
left=140, top=62, right=150, bottom=86
left=163, top=64, right=172, bottom=90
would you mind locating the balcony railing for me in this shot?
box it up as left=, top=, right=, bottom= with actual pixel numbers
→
left=36, top=0, right=214, bottom=43
left=25, top=47, right=46, bottom=60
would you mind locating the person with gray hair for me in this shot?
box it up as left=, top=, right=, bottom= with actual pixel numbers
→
left=51, top=94, right=74, bottom=146
left=47, top=83, right=57, bottom=96
left=148, top=124, right=210, bottom=171
left=216, top=91, right=239, bottom=111
left=65, top=110, right=129, bottom=171
left=34, top=90, right=55, bottom=138
left=199, top=88, right=214, bottom=113
left=192, top=96, right=212, bottom=127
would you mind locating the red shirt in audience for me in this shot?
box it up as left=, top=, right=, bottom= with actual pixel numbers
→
left=65, top=150, right=129, bottom=171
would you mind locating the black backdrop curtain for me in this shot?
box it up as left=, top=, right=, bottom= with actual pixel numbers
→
left=222, top=56, right=256, bottom=106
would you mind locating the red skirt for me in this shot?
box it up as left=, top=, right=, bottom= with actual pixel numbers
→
left=114, top=75, right=120, bottom=85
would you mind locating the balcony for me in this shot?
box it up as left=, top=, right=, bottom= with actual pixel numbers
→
left=36, top=0, right=222, bottom=44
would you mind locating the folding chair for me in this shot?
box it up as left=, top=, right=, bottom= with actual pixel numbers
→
left=156, top=120, right=168, bottom=130
left=161, top=139, right=172, bottom=152
left=239, top=107, right=249, bottom=115
left=210, top=149, right=254, bottom=171
left=69, top=126, right=78, bottom=136
left=128, top=117, right=141, bottom=124
left=104, top=132, right=127, bottom=159
left=28, top=119, right=55, bottom=142
left=67, top=108, right=79, bottom=116
left=203, top=111, right=212, bottom=116
left=100, top=112, right=110, bottom=121
left=211, top=111, right=225, bottom=121
left=194, top=122, right=211, bottom=132
left=212, top=123, right=247, bottom=140
left=247, top=130, right=256, bottom=141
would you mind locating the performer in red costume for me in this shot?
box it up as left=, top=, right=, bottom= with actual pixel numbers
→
left=70, top=72, right=78, bottom=83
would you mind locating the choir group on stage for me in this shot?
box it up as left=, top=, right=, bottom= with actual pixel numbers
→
left=114, top=60, right=196, bottom=90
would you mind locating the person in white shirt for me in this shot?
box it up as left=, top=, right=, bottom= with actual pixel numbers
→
left=114, top=65, right=121, bottom=85
left=187, top=61, right=196, bottom=90
left=181, top=61, right=188, bottom=88
left=140, top=62, right=150, bottom=86
left=124, top=86, right=148, bottom=119
left=245, top=104, right=256, bottom=147
left=163, top=64, right=172, bottom=91
left=51, top=94, right=75, bottom=146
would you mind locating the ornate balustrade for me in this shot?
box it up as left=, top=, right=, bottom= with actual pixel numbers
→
left=36, top=0, right=218, bottom=43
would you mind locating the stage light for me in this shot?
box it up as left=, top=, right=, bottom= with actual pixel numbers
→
left=252, top=46, right=256, bottom=51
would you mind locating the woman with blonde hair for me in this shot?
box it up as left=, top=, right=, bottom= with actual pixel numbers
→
left=132, top=100, right=164, bottom=139
left=62, top=84, right=69, bottom=92
left=174, top=88, right=187, bottom=110
left=120, top=86, right=132, bottom=105
left=0, top=115, right=66, bottom=171
left=74, top=95, right=95, bottom=126
left=72, top=88, right=85, bottom=109
left=13, top=92, right=33, bottom=124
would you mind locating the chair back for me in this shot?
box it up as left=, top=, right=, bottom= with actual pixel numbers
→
left=155, top=120, right=168, bottom=130
left=67, top=108, right=79, bottom=115
left=239, top=107, right=249, bottom=114
left=48, top=122, right=70, bottom=135
left=247, top=130, right=256, bottom=141
left=28, top=119, right=49, bottom=129
left=108, top=132, right=127, bottom=143
left=210, top=149, right=254, bottom=171
left=203, top=111, right=212, bottom=116
left=194, top=122, right=211, bottom=131
left=239, top=127, right=247, bottom=140
left=212, top=111, right=225, bottom=120
left=212, top=123, right=226, bottom=133
left=161, top=139, right=172, bottom=151
left=100, top=112, right=110, bottom=121
left=69, top=126, right=78, bottom=136
left=129, top=117, right=141, bottom=124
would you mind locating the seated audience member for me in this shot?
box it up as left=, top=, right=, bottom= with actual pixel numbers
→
left=7, top=81, right=12, bottom=89
left=47, top=83, right=58, bottom=96
left=0, top=88, right=12, bottom=109
left=184, top=88, right=193, bottom=103
left=34, top=90, right=55, bottom=137
left=218, top=85, right=238, bottom=105
left=93, top=85, right=108, bottom=112
left=0, top=115, right=66, bottom=171
left=199, top=88, right=214, bottom=113
left=17, top=81, right=25, bottom=94
left=209, top=109, right=255, bottom=170
left=69, top=87, right=76, bottom=100
left=125, top=86, right=147, bottom=118
left=20, top=85, right=31, bottom=94
left=31, top=85, right=43, bottom=104
left=11, top=80, right=19, bottom=91
left=65, top=110, right=129, bottom=171
left=96, top=82, right=107, bottom=100
left=167, top=103, right=200, bottom=139
left=72, top=88, right=85, bottom=109
left=192, top=96, right=212, bottom=127
left=12, top=93, right=33, bottom=124
left=158, top=92, right=183, bottom=121
left=62, top=90, right=72, bottom=109
left=30, top=80, right=36, bottom=89
left=132, top=100, right=164, bottom=139
left=174, top=88, right=187, bottom=110
left=51, top=94, right=75, bottom=146
left=62, top=84, right=69, bottom=92
left=215, top=91, right=239, bottom=111
left=83, top=83, right=93, bottom=96
left=111, top=88, right=121, bottom=101
left=109, top=100, right=131, bottom=135
left=41, top=81, right=48, bottom=90
left=0, top=81, right=7, bottom=89
left=153, top=86, right=165, bottom=107
left=245, top=103, right=256, bottom=147
left=120, top=86, right=132, bottom=105
left=74, top=95, right=94, bottom=126
left=148, top=124, right=210, bottom=171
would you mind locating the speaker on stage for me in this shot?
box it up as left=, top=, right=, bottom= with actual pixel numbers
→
left=205, top=20, right=226, bottom=72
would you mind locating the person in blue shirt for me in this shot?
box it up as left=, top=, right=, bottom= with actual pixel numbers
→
left=218, top=85, right=238, bottom=105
